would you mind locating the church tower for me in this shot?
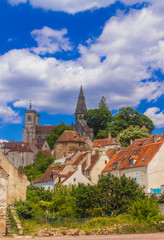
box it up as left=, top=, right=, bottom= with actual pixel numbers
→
left=75, top=86, right=89, bottom=138
left=23, top=102, right=40, bottom=143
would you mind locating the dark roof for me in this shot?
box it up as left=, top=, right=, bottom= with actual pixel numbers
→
left=75, top=86, right=87, bottom=114
left=56, top=130, right=83, bottom=143
left=36, top=125, right=55, bottom=134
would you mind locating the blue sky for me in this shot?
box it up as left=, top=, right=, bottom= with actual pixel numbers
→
left=0, top=0, right=164, bottom=141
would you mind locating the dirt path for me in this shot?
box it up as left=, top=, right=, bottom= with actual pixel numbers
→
left=3, top=232, right=164, bottom=240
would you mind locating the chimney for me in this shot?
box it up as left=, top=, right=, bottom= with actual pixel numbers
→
left=78, top=164, right=82, bottom=174
left=130, top=139, right=133, bottom=145
left=86, top=151, right=91, bottom=169
left=153, top=135, right=159, bottom=143
left=108, top=132, right=111, bottom=140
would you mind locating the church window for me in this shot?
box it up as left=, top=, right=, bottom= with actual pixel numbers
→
left=27, top=115, right=31, bottom=123
left=79, top=115, right=82, bottom=120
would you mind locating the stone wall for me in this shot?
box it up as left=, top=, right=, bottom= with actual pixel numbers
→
left=0, top=148, right=27, bottom=204
left=0, top=168, right=8, bottom=236
left=54, top=142, right=86, bottom=159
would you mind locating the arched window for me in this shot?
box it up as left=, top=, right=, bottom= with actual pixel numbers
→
left=27, top=115, right=31, bottom=123
left=79, top=115, right=82, bottom=120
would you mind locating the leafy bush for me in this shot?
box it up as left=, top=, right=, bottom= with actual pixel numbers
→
left=15, top=201, right=34, bottom=220
left=130, top=197, right=160, bottom=223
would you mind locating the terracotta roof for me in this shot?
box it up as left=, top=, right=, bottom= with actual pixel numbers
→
left=1, top=141, right=22, bottom=149
left=93, top=138, right=118, bottom=148
left=56, top=131, right=83, bottom=143
left=36, top=125, right=55, bottom=134
left=106, top=148, right=115, bottom=159
left=34, top=164, right=66, bottom=183
left=41, top=150, right=52, bottom=155
left=72, top=152, right=87, bottom=166
left=36, top=140, right=46, bottom=149
left=8, top=143, right=33, bottom=153
left=103, top=142, right=163, bottom=172
left=87, top=153, right=99, bottom=170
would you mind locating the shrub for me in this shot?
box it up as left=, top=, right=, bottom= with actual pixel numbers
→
left=15, top=201, right=34, bottom=220
left=130, top=197, right=160, bottom=223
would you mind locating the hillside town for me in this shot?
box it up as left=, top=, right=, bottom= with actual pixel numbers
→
left=0, top=86, right=164, bottom=236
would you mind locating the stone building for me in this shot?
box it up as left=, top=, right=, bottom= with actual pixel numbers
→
left=74, top=86, right=93, bottom=140
left=54, top=130, right=89, bottom=159
left=0, top=145, right=27, bottom=236
left=23, top=103, right=55, bottom=143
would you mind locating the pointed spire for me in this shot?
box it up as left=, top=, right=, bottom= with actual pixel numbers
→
left=29, top=100, right=32, bottom=110
left=75, top=86, right=87, bottom=114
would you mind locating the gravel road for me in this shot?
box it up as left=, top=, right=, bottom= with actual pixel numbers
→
left=2, top=233, right=164, bottom=240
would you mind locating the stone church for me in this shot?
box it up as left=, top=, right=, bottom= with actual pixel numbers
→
left=23, top=86, right=93, bottom=143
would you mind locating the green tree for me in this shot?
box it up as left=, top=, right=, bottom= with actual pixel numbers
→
left=24, top=152, right=55, bottom=181
left=110, top=107, right=155, bottom=137
left=46, top=123, right=73, bottom=149
left=97, top=173, right=145, bottom=215
left=84, top=108, right=112, bottom=138
left=99, top=96, right=109, bottom=110
left=119, top=125, right=150, bottom=147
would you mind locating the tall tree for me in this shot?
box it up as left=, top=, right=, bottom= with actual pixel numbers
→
left=110, top=107, right=155, bottom=137
left=119, top=125, right=150, bottom=147
left=84, top=108, right=112, bottom=138
left=99, top=96, right=109, bottom=110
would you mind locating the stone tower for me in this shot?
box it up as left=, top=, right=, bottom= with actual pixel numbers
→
left=23, top=102, right=40, bottom=143
left=75, top=86, right=89, bottom=138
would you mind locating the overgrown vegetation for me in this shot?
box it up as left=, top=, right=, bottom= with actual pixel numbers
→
left=13, top=173, right=164, bottom=235
left=24, top=152, right=55, bottom=181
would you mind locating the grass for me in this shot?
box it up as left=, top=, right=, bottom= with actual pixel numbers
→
left=20, top=214, right=164, bottom=236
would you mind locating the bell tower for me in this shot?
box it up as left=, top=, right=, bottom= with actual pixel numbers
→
left=75, top=86, right=88, bottom=137
left=23, top=101, right=40, bottom=143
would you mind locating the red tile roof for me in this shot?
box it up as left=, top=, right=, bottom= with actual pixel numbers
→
left=93, top=138, right=118, bottom=148
left=106, top=148, right=115, bottom=159
left=102, top=142, right=163, bottom=172
left=1, top=141, right=22, bottom=149
left=87, top=153, right=99, bottom=170
left=41, top=150, right=52, bottom=155
left=34, top=164, right=66, bottom=183
left=8, top=143, right=33, bottom=153
left=56, top=131, right=83, bottom=143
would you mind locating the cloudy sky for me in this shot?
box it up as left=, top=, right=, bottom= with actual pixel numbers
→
left=0, top=0, right=164, bottom=141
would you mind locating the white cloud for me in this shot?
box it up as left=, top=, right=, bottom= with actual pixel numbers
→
left=1, top=3, right=164, bottom=123
left=144, top=107, right=164, bottom=128
left=8, top=0, right=148, bottom=14
left=0, top=140, right=8, bottom=143
left=8, top=0, right=27, bottom=5
left=0, top=105, right=22, bottom=124
left=31, top=26, right=72, bottom=55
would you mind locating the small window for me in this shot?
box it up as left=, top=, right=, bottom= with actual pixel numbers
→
left=27, top=115, right=31, bottom=123
left=142, top=157, right=147, bottom=162
left=129, top=159, right=133, bottom=167
left=22, top=158, right=24, bottom=164
left=21, top=152, right=24, bottom=157
left=12, top=153, right=15, bottom=159
left=74, top=178, right=76, bottom=182
left=113, top=163, right=118, bottom=169
left=105, top=160, right=107, bottom=164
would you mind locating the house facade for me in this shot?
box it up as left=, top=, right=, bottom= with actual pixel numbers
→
left=102, top=140, right=164, bottom=194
